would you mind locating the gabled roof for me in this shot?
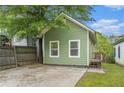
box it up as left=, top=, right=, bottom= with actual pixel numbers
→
left=113, top=38, right=124, bottom=45
left=39, top=12, right=97, bottom=44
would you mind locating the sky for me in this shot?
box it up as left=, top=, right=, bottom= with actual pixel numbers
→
left=88, top=5, right=124, bottom=36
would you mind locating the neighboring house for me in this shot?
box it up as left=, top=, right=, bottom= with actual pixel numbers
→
left=12, top=36, right=36, bottom=46
left=113, top=38, right=124, bottom=65
left=12, top=37, right=28, bottom=46
left=38, top=12, right=97, bottom=66
left=0, top=29, right=36, bottom=47
left=0, top=35, right=36, bottom=47
left=109, top=34, right=124, bottom=44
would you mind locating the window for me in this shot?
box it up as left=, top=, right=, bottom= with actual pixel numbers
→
left=118, top=46, right=120, bottom=58
left=50, top=41, right=59, bottom=57
left=69, top=40, right=80, bottom=58
left=114, top=47, right=116, bottom=57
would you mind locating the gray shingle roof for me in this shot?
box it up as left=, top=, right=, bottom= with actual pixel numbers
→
left=113, top=38, right=124, bottom=45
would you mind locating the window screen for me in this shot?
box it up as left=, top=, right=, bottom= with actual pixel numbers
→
left=69, top=40, right=80, bottom=57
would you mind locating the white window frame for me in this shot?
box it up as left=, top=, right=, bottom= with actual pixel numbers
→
left=49, top=41, right=59, bottom=58
left=69, top=40, right=80, bottom=58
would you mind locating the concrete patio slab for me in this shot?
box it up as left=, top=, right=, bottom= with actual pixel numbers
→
left=0, top=64, right=87, bottom=87
left=88, top=68, right=105, bottom=73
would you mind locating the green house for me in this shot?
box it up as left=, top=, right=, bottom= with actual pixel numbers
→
left=39, top=12, right=97, bottom=66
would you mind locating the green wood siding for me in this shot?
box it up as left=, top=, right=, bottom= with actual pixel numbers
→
left=43, top=19, right=89, bottom=66
left=89, top=38, right=94, bottom=60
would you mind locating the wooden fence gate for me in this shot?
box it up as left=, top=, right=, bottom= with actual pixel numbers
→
left=0, top=46, right=37, bottom=70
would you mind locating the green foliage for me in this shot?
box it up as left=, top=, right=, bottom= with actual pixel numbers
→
left=0, top=35, right=9, bottom=46
left=0, top=5, right=94, bottom=39
left=95, top=32, right=115, bottom=63
left=106, top=54, right=115, bottom=63
left=95, top=32, right=113, bottom=56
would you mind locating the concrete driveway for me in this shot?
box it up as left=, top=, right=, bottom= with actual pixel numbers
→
left=0, top=64, right=87, bottom=87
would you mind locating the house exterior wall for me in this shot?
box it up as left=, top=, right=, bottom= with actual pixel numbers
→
left=12, top=36, right=36, bottom=46
left=43, top=19, right=91, bottom=66
left=89, top=38, right=94, bottom=60
left=114, top=42, right=124, bottom=65
left=12, top=37, right=28, bottom=46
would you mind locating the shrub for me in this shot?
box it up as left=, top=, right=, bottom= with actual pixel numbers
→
left=105, top=55, right=115, bottom=64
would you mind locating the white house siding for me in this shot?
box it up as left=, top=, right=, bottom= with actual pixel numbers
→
left=114, top=42, right=124, bottom=65
left=12, top=37, right=27, bottom=46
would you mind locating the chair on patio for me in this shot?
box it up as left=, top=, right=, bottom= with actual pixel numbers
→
left=89, top=53, right=103, bottom=68
left=90, top=59, right=102, bottom=68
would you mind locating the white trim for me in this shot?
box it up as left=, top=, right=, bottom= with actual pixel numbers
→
left=87, top=31, right=90, bottom=66
left=60, top=13, right=95, bottom=33
left=39, top=12, right=96, bottom=38
left=69, top=40, right=80, bottom=58
left=49, top=41, right=59, bottom=58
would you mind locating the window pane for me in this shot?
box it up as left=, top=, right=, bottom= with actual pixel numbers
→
left=51, top=42, right=58, bottom=48
left=118, top=46, right=120, bottom=58
left=70, top=49, right=78, bottom=56
left=51, top=50, right=58, bottom=56
left=114, top=48, right=116, bottom=57
left=70, top=41, right=78, bottom=48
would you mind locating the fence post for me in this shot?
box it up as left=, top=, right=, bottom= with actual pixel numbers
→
left=13, top=46, right=18, bottom=67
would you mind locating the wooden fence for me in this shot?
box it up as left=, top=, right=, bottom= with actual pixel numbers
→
left=0, top=47, right=16, bottom=70
left=15, top=46, right=37, bottom=65
left=0, top=46, right=37, bottom=70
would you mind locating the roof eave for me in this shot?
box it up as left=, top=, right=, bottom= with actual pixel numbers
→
left=61, top=13, right=97, bottom=44
left=38, top=12, right=97, bottom=44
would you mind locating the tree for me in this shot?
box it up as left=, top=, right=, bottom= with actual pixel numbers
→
left=95, top=32, right=113, bottom=55
left=0, top=5, right=94, bottom=39
left=95, top=32, right=114, bottom=62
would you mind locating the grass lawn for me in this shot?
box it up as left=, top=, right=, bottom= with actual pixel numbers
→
left=76, top=63, right=124, bottom=87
